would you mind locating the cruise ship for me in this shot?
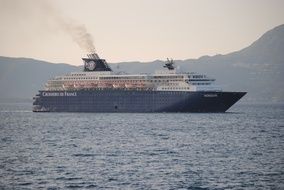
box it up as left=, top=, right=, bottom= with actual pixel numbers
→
left=33, top=53, right=246, bottom=112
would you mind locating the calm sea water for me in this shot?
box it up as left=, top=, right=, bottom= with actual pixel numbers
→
left=0, top=102, right=283, bottom=190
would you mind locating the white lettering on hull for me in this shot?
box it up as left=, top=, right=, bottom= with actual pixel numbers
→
left=42, top=92, right=77, bottom=97
left=204, top=94, right=218, bottom=97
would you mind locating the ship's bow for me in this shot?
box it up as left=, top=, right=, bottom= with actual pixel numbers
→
left=216, top=91, right=247, bottom=112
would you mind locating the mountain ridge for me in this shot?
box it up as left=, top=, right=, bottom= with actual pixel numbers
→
left=0, top=24, right=283, bottom=103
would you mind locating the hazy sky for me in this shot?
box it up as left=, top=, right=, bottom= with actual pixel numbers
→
left=0, top=0, right=283, bottom=65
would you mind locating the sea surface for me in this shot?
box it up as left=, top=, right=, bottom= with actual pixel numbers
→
left=0, top=102, right=283, bottom=190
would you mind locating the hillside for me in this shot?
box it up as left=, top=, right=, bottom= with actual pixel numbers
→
left=112, top=24, right=284, bottom=103
left=0, top=57, right=77, bottom=101
left=0, top=24, right=283, bottom=103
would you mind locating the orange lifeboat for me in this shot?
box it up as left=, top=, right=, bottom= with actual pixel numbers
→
left=63, top=82, right=75, bottom=90
left=84, top=82, right=93, bottom=89
left=125, top=83, right=134, bottom=88
left=74, top=83, right=84, bottom=89
left=118, top=83, right=125, bottom=88
left=98, top=82, right=111, bottom=88
left=91, top=83, right=98, bottom=88
left=113, top=83, right=120, bottom=88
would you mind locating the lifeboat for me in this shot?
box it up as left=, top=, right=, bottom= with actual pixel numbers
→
left=98, top=82, right=112, bottom=88
left=137, top=83, right=146, bottom=88
left=106, top=82, right=113, bottom=88
left=74, top=83, right=84, bottom=89
left=63, top=82, right=75, bottom=90
left=118, top=83, right=125, bottom=88
left=113, top=83, right=120, bottom=88
left=83, top=82, right=97, bottom=89
left=125, top=83, right=134, bottom=88
left=91, top=83, right=98, bottom=88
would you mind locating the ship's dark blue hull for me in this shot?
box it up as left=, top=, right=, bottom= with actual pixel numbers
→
left=33, top=90, right=246, bottom=113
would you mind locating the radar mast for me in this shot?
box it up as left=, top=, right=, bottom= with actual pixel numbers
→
left=164, top=58, right=175, bottom=70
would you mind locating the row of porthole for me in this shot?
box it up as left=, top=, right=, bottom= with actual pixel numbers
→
left=161, top=87, right=190, bottom=90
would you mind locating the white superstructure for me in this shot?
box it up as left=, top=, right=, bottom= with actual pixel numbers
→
left=45, top=65, right=221, bottom=92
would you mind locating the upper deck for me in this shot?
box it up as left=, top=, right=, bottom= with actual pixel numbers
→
left=45, top=53, right=221, bottom=92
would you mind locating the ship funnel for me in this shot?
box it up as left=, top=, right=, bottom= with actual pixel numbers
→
left=87, top=53, right=100, bottom=60
left=82, top=53, right=112, bottom=72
